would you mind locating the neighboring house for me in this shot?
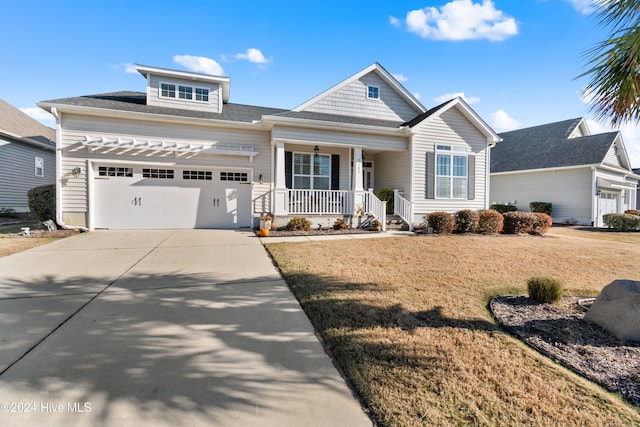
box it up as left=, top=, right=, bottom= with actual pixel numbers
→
left=0, top=99, right=56, bottom=212
left=490, top=118, right=639, bottom=226
left=37, top=63, right=500, bottom=230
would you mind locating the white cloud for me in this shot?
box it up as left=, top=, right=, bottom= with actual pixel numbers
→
left=491, top=109, right=519, bottom=131
left=392, top=73, right=409, bottom=82
left=433, top=92, right=480, bottom=104
left=235, top=48, right=272, bottom=64
left=405, top=0, right=518, bottom=41
left=414, top=92, right=422, bottom=100
left=389, top=15, right=401, bottom=27
left=566, top=0, right=600, bottom=15
left=20, top=107, right=55, bottom=127
left=173, top=55, right=224, bottom=75
left=124, top=63, right=137, bottom=74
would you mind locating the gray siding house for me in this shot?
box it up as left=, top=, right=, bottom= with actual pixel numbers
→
left=0, top=99, right=56, bottom=212
left=490, top=118, right=639, bottom=226
left=38, top=63, right=500, bottom=230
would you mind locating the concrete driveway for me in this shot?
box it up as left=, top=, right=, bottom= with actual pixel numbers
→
left=0, top=230, right=371, bottom=427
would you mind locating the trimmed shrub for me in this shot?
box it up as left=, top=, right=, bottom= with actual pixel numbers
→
left=489, top=203, right=517, bottom=214
left=624, top=209, right=640, bottom=216
left=27, top=184, right=55, bottom=221
left=376, top=188, right=394, bottom=214
left=427, top=211, right=455, bottom=234
left=530, top=202, right=552, bottom=216
left=503, top=211, right=536, bottom=234
left=333, top=217, right=350, bottom=230
left=527, top=276, right=563, bottom=303
left=530, top=212, right=553, bottom=235
left=285, top=217, right=312, bottom=231
left=477, top=210, right=504, bottom=234
left=602, top=213, right=640, bottom=231
left=454, top=209, right=479, bottom=233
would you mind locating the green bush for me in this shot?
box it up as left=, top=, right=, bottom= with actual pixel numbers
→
left=285, top=217, right=312, bottom=231
left=489, top=203, right=517, bottom=214
left=527, top=277, right=563, bottom=303
left=477, top=210, right=504, bottom=234
left=27, top=184, right=56, bottom=221
left=333, top=217, right=350, bottom=230
left=503, top=211, right=536, bottom=234
left=427, top=211, right=455, bottom=234
left=454, top=209, right=479, bottom=233
left=602, top=213, right=640, bottom=231
left=375, top=188, right=394, bottom=214
left=530, top=212, right=553, bottom=235
left=530, top=202, right=552, bottom=216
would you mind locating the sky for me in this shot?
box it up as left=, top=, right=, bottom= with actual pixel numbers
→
left=3, top=0, right=639, bottom=168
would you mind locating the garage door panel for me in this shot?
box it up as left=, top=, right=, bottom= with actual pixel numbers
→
left=94, top=166, right=251, bottom=229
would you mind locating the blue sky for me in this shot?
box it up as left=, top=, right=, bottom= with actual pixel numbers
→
left=3, top=0, right=639, bottom=167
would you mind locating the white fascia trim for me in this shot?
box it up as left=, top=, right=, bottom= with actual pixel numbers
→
left=135, top=64, right=230, bottom=102
left=414, top=98, right=501, bottom=144
left=491, top=164, right=596, bottom=176
left=597, top=162, right=640, bottom=179
left=262, top=114, right=412, bottom=136
left=37, top=103, right=259, bottom=131
left=271, top=137, right=368, bottom=150
left=292, top=63, right=426, bottom=113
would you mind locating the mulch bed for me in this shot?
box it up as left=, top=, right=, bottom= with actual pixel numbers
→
left=491, top=296, right=640, bottom=407
left=261, top=228, right=381, bottom=237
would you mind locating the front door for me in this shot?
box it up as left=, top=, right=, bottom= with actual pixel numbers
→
left=363, top=161, right=374, bottom=190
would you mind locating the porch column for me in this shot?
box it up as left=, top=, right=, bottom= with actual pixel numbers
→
left=273, top=141, right=288, bottom=215
left=352, top=148, right=365, bottom=216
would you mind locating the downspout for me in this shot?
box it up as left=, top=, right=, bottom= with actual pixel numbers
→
left=486, top=139, right=492, bottom=210
left=50, top=107, right=88, bottom=232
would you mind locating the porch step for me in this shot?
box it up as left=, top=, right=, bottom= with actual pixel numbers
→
left=386, top=214, right=410, bottom=231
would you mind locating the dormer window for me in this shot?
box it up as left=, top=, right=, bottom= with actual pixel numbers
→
left=178, top=85, right=193, bottom=100
left=195, top=87, right=209, bottom=102
left=161, top=83, right=175, bottom=98
left=367, top=85, right=380, bottom=100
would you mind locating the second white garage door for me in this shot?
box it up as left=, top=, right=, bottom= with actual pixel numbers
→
left=93, top=166, right=251, bottom=229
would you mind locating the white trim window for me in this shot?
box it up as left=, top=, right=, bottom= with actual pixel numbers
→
left=160, top=82, right=209, bottom=103
left=436, top=145, right=467, bottom=199
left=367, top=85, right=380, bottom=100
left=293, top=152, right=330, bottom=189
left=34, top=157, right=44, bottom=177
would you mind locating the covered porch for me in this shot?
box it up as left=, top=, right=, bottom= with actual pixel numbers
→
left=270, top=141, right=390, bottom=229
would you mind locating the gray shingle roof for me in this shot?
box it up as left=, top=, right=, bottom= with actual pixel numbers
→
left=491, top=119, right=618, bottom=173
left=39, top=92, right=289, bottom=123
left=272, top=110, right=403, bottom=128
left=0, top=98, right=55, bottom=146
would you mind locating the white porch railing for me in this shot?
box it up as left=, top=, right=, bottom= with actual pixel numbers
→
left=394, top=189, right=414, bottom=231
left=363, top=190, right=387, bottom=231
left=287, top=189, right=352, bottom=214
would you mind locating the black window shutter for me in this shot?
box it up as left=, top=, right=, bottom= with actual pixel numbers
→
left=426, top=151, right=435, bottom=199
left=467, top=154, right=476, bottom=200
left=285, top=151, right=292, bottom=189
left=331, top=154, right=340, bottom=190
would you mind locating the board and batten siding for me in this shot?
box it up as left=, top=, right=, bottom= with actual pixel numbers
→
left=146, top=75, right=221, bottom=113
left=301, top=74, right=420, bottom=122
left=58, top=113, right=272, bottom=226
left=411, top=108, right=489, bottom=222
left=272, top=126, right=408, bottom=152
left=491, top=168, right=593, bottom=225
left=0, top=137, right=55, bottom=211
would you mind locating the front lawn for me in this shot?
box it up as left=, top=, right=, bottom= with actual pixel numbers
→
left=0, top=222, right=73, bottom=258
left=266, top=234, right=640, bottom=426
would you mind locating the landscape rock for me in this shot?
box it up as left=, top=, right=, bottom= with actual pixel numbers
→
left=584, top=279, right=640, bottom=342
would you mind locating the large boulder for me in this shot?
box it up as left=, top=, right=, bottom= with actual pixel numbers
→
left=584, top=279, right=640, bottom=342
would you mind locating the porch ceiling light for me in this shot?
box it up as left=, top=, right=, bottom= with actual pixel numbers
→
left=314, top=145, right=319, bottom=154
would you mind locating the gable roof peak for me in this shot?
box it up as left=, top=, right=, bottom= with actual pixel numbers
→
left=293, top=62, right=426, bottom=113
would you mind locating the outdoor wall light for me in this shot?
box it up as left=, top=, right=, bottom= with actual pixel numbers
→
left=71, top=167, right=82, bottom=177
left=259, top=174, right=264, bottom=184
left=313, top=145, right=319, bottom=154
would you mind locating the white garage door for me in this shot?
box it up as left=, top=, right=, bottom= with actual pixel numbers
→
left=597, top=191, right=618, bottom=227
left=93, top=166, right=251, bottom=229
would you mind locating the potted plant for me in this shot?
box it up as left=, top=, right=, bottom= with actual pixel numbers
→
left=369, top=219, right=382, bottom=231
left=259, top=215, right=272, bottom=237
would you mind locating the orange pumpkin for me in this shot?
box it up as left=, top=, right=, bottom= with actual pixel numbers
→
left=259, top=228, right=270, bottom=237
